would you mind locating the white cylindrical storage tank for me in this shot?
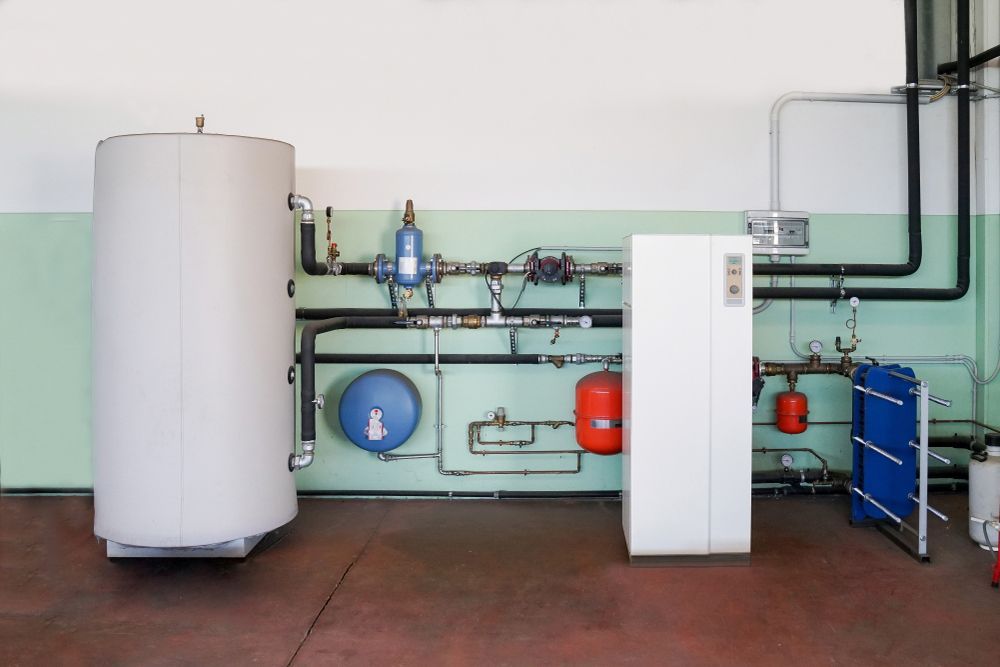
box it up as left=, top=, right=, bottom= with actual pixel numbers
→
left=92, top=133, right=297, bottom=553
left=969, top=436, right=1000, bottom=550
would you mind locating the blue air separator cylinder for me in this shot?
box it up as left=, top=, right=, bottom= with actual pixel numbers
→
left=394, top=199, right=426, bottom=287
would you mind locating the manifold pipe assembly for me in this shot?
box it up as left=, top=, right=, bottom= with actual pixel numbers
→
left=756, top=0, right=971, bottom=301
left=291, top=312, right=621, bottom=471
left=376, top=329, right=594, bottom=475
left=297, top=308, right=623, bottom=327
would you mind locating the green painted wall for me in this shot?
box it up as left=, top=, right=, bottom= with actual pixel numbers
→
left=0, top=211, right=993, bottom=491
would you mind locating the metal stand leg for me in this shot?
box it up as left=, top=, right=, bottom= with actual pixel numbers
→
left=917, top=380, right=929, bottom=560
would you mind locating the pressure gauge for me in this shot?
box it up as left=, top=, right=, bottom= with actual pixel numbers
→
left=808, top=340, right=823, bottom=354
left=780, top=453, right=795, bottom=468
left=579, top=315, right=593, bottom=329
left=849, top=297, right=860, bottom=308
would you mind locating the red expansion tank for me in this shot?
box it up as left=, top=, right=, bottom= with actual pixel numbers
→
left=575, top=370, right=623, bottom=455
left=776, top=391, right=808, bottom=434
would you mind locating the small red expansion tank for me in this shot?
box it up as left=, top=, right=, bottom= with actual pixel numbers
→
left=776, top=391, right=809, bottom=434
left=575, top=370, right=623, bottom=455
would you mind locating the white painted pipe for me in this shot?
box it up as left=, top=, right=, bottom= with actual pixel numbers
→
left=769, top=91, right=929, bottom=211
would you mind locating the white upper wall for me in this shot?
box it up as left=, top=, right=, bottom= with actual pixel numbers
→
left=0, top=0, right=983, bottom=214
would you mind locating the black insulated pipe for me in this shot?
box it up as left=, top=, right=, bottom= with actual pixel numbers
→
left=305, top=353, right=546, bottom=365
left=755, top=0, right=923, bottom=279
left=938, top=43, right=1000, bottom=75
left=297, top=307, right=623, bottom=327
left=299, top=316, right=407, bottom=443
left=756, top=0, right=970, bottom=301
left=299, top=222, right=371, bottom=276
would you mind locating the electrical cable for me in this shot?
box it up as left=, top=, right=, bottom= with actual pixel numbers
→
left=509, top=274, right=530, bottom=311
left=929, top=76, right=951, bottom=102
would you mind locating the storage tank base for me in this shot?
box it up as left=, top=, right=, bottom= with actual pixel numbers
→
left=105, top=534, right=266, bottom=559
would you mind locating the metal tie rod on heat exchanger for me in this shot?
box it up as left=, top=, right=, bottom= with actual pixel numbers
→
left=885, top=371, right=954, bottom=407
left=907, top=440, right=952, bottom=465
left=851, top=486, right=903, bottom=524
left=908, top=493, right=950, bottom=522
left=909, top=386, right=952, bottom=407
left=851, top=436, right=904, bottom=465
left=853, top=385, right=904, bottom=406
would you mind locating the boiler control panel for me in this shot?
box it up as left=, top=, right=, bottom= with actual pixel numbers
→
left=745, top=210, right=810, bottom=256
left=724, top=253, right=745, bottom=307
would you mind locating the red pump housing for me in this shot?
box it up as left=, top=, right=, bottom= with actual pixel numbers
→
left=575, top=370, right=623, bottom=455
left=776, top=391, right=809, bottom=434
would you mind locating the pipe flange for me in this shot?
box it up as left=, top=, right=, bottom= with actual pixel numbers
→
left=525, top=252, right=540, bottom=284
left=374, top=254, right=388, bottom=284
left=430, top=254, right=443, bottom=283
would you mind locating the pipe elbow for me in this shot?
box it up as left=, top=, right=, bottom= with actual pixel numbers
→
left=288, top=193, right=315, bottom=223
left=289, top=452, right=314, bottom=470
left=289, top=440, right=316, bottom=471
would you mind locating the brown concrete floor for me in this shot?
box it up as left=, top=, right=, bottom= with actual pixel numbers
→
left=1, top=494, right=997, bottom=666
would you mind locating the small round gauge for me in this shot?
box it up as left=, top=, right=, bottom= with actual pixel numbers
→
left=849, top=296, right=860, bottom=307
left=808, top=340, right=823, bottom=354
left=780, top=453, right=795, bottom=468
left=579, top=315, right=593, bottom=329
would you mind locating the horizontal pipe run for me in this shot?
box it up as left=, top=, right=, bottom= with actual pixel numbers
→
left=938, top=43, right=1000, bottom=74
left=296, top=490, right=623, bottom=499
left=302, top=353, right=620, bottom=366
left=298, top=307, right=622, bottom=319
left=308, top=353, right=544, bottom=365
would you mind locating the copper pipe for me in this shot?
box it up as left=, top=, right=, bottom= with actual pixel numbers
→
left=761, top=354, right=856, bottom=391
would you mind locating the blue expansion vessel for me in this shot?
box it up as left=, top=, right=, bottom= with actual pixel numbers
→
left=338, top=369, right=422, bottom=453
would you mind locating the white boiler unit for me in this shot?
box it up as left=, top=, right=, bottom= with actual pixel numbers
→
left=92, top=133, right=298, bottom=557
left=622, top=234, right=752, bottom=564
